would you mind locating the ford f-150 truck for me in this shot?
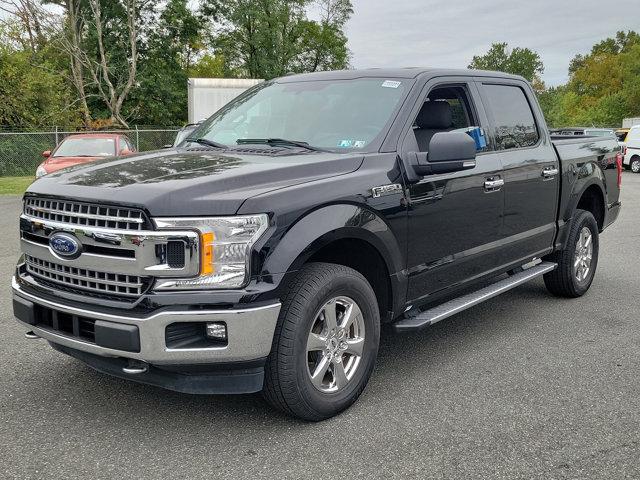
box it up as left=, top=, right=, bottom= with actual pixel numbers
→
left=12, top=69, right=622, bottom=421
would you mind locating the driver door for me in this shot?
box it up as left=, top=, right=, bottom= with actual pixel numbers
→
left=402, top=79, right=505, bottom=304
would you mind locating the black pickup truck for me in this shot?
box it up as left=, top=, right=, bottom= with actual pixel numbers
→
left=13, top=69, right=622, bottom=420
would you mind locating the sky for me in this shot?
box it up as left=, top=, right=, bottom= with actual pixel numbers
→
left=344, top=0, right=639, bottom=86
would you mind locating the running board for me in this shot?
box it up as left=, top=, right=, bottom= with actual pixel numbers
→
left=393, top=261, right=557, bottom=332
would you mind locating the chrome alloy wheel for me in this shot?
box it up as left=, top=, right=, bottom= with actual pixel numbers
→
left=306, top=296, right=365, bottom=393
left=632, top=159, right=640, bottom=173
left=574, top=226, right=593, bottom=282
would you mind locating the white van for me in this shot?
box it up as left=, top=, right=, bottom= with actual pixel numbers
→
left=624, top=125, right=640, bottom=173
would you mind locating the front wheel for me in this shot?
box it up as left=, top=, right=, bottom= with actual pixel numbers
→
left=543, top=209, right=599, bottom=297
left=263, top=262, right=380, bottom=421
left=630, top=157, right=640, bottom=173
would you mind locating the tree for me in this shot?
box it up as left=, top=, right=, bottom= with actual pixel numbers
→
left=41, top=0, right=92, bottom=126
left=201, top=0, right=352, bottom=79
left=41, top=0, right=144, bottom=127
left=131, top=0, right=207, bottom=125
left=0, top=23, right=79, bottom=127
left=188, top=54, right=225, bottom=78
left=316, top=0, right=352, bottom=26
left=82, top=0, right=139, bottom=127
left=538, top=31, right=640, bottom=128
left=562, top=31, right=640, bottom=127
left=469, top=42, right=544, bottom=89
left=294, top=0, right=352, bottom=73
left=0, top=0, right=46, bottom=52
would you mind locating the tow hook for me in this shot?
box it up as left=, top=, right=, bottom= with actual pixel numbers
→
left=122, top=359, right=149, bottom=375
left=25, top=331, right=40, bottom=339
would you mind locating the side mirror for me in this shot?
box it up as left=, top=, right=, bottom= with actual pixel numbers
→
left=404, top=131, right=477, bottom=182
left=120, top=149, right=132, bottom=156
left=42, top=150, right=51, bottom=158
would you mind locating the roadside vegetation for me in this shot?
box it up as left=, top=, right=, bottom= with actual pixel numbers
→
left=0, top=176, right=33, bottom=195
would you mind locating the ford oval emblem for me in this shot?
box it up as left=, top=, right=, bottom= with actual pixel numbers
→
left=49, top=232, right=82, bottom=259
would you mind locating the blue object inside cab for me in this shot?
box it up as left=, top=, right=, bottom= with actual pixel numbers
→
left=466, top=127, right=487, bottom=151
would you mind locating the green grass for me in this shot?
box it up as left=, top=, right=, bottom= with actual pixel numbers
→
left=0, top=176, right=34, bottom=195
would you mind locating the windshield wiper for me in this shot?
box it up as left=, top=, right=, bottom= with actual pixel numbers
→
left=236, top=138, right=328, bottom=152
left=186, top=137, right=227, bottom=149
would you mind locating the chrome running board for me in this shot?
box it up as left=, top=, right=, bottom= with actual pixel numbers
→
left=394, top=262, right=557, bottom=332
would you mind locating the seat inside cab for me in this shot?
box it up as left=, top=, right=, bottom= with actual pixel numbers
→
left=411, top=85, right=477, bottom=152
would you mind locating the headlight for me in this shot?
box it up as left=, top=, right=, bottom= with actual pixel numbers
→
left=153, top=214, right=269, bottom=289
left=35, top=164, right=48, bottom=178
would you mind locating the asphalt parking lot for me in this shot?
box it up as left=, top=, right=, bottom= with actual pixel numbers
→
left=1, top=173, right=639, bottom=479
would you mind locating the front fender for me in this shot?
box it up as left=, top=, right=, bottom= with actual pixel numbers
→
left=262, top=203, right=405, bottom=278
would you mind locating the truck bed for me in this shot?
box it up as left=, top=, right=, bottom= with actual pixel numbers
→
left=551, top=135, right=621, bottom=231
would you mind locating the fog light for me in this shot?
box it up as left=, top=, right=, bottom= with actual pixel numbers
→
left=206, top=322, right=227, bottom=340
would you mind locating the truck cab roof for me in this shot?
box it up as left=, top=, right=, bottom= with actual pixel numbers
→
left=277, top=68, right=527, bottom=82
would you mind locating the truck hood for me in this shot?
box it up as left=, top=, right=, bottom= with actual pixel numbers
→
left=27, top=149, right=364, bottom=216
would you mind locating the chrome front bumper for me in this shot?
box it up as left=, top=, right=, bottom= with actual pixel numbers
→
left=12, top=277, right=281, bottom=365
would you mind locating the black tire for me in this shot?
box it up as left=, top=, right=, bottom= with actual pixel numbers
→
left=543, top=209, right=599, bottom=298
left=630, top=156, right=640, bottom=173
left=263, top=262, right=380, bottom=421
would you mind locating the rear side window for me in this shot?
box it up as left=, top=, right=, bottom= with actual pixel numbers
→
left=483, top=84, right=539, bottom=150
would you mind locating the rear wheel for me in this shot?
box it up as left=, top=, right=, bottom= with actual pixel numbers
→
left=543, top=209, right=599, bottom=297
left=631, top=156, right=640, bottom=173
left=263, top=262, right=380, bottom=421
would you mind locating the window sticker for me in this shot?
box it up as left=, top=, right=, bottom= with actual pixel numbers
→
left=354, top=140, right=366, bottom=148
left=381, top=80, right=401, bottom=89
left=338, top=140, right=354, bottom=148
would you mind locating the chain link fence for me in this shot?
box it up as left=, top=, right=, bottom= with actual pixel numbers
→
left=0, top=127, right=180, bottom=177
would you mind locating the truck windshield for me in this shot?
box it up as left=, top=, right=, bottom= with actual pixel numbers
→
left=192, top=78, right=409, bottom=152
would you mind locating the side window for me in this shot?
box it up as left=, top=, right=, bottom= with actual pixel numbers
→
left=411, top=85, right=479, bottom=152
left=483, top=84, right=539, bottom=150
left=448, top=98, right=469, bottom=129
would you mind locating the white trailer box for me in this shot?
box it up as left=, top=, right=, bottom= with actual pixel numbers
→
left=622, top=117, right=640, bottom=128
left=187, top=78, right=264, bottom=123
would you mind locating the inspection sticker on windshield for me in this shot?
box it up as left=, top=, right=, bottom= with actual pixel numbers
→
left=338, top=140, right=354, bottom=148
left=381, top=80, right=401, bottom=88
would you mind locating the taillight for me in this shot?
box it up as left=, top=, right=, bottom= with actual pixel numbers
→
left=623, top=145, right=627, bottom=156
left=616, top=152, right=623, bottom=188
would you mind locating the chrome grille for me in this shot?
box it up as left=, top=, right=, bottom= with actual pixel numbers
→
left=25, top=255, right=151, bottom=298
left=24, top=197, right=148, bottom=231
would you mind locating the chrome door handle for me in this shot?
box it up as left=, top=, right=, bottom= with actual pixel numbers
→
left=484, top=178, right=504, bottom=191
left=542, top=166, right=559, bottom=178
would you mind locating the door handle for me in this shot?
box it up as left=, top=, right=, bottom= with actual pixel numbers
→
left=484, top=178, right=504, bottom=191
left=542, top=166, right=559, bottom=178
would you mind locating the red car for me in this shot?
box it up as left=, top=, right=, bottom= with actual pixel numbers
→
left=36, top=133, right=136, bottom=178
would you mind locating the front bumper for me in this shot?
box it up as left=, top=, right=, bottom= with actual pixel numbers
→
left=49, top=343, right=268, bottom=394
left=12, top=276, right=281, bottom=366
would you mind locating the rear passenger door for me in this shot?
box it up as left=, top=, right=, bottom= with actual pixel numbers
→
left=476, top=79, right=558, bottom=265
